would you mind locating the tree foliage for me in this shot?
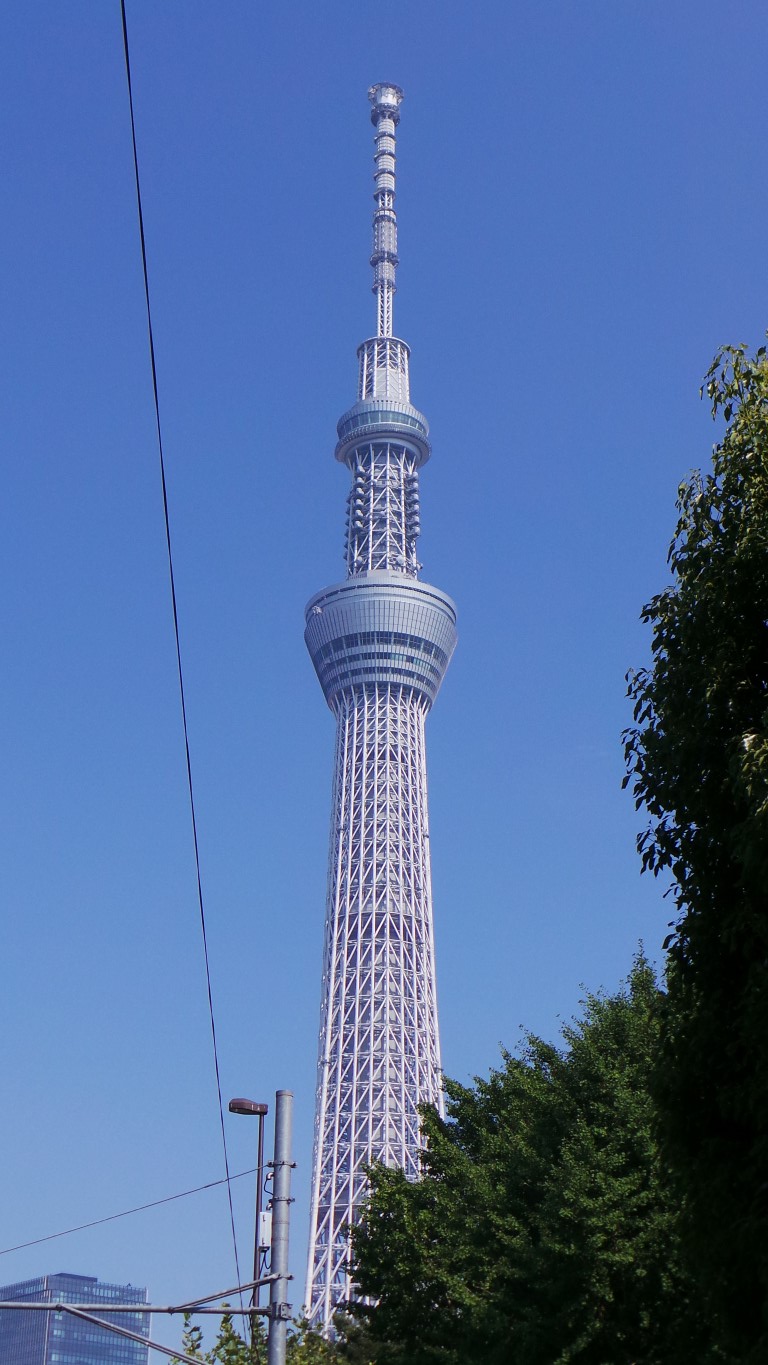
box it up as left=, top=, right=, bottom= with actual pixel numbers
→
left=172, top=1312, right=263, bottom=1365
left=345, top=959, right=719, bottom=1365
left=172, top=1310, right=337, bottom=1365
left=624, top=342, right=768, bottom=1359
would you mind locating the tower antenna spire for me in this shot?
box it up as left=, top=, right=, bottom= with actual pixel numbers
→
left=368, top=82, right=403, bottom=339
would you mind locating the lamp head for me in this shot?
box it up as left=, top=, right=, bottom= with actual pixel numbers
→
left=229, top=1098, right=269, bottom=1116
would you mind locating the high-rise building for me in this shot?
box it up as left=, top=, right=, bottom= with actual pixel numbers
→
left=304, top=83, right=457, bottom=1329
left=0, top=1272, right=149, bottom=1365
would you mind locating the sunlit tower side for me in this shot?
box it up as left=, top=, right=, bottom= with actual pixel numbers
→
left=304, top=83, right=457, bottom=1330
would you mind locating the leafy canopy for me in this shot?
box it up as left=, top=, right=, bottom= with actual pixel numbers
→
left=624, top=342, right=768, bottom=1359
left=346, top=958, right=720, bottom=1365
left=171, top=1310, right=337, bottom=1365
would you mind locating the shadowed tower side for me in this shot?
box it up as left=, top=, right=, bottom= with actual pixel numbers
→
left=304, top=83, right=457, bottom=1330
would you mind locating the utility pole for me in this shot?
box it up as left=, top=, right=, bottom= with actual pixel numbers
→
left=267, top=1089, right=294, bottom=1365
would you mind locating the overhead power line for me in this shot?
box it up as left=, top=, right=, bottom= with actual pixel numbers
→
left=118, top=0, right=244, bottom=1319
left=0, top=1168, right=257, bottom=1257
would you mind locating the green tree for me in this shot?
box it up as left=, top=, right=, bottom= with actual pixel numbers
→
left=287, top=1314, right=341, bottom=1364
left=624, top=342, right=768, bottom=1360
left=172, top=1310, right=336, bottom=1365
left=345, top=959, right=719, bottom=1365
left=172, top=1312, right=265, bottom=1364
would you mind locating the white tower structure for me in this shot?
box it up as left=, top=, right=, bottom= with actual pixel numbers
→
left=304, top=84, right=457, bottom=1329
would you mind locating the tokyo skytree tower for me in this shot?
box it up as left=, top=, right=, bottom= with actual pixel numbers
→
left=304, top=83, right=457, bottom=1329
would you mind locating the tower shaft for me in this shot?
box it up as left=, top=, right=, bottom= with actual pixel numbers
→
left=304, top=85, right=456, bottom=1330
left=307, top=685, right=440, bottom=1325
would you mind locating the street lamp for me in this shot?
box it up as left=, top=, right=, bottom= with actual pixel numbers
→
left=229, top=1098, right=269, bottom=1313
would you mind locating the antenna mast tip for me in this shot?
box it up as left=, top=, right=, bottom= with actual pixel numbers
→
left=368, top=83, right=404, bottom=121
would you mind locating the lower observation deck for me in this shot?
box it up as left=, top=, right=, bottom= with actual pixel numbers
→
left=305, top=571, right=457, bottom=710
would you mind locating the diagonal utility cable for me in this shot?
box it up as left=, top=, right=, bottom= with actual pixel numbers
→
left=119, top=0, right=245, bottom=1323
left=0, top=1168, right=256, bottom=1257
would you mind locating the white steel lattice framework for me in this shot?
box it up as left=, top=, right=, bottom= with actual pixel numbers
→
left=304, top=84, right=457, bottom=1330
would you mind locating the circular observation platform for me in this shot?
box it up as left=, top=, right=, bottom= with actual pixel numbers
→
left=305, top=571, right=457, bottom=709
left=335, top=400, right=431, bottom=467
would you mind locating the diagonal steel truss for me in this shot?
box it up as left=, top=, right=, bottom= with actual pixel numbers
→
left=345, top=443, right=421, bottom=577
left=306, top=684, right=443, bottom=1325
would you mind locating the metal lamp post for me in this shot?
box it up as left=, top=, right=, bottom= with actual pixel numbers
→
left=228, top=1098, right=268, bottom=1314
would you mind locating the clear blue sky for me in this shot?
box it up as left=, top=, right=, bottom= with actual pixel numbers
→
left=2, top=0, right=766, bottom=1354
